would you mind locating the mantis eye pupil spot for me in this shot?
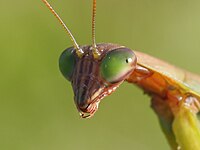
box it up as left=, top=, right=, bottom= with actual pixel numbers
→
left=126, top=58, right=133, bottom=63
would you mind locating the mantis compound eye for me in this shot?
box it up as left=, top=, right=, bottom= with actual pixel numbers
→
left=100, top=48, right=137, bottom=83
left=59, top=47, right=76, bottom=81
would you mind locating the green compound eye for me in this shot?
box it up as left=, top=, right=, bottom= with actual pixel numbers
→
left=59, top=47, right=76, bottom=81
left=100, top=48, right=136, bottom=83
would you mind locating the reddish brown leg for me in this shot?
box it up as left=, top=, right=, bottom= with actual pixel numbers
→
left=151, top=95, right=179, bottom=149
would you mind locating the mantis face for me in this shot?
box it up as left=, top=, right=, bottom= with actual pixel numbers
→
left=59, top=44, right=137, bottom=118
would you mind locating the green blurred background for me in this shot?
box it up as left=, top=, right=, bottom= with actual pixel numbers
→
left=1, top=0, right=200, bottom=150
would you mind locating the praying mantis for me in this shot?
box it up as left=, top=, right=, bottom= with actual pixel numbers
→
left=42, top=0, right=200, bottom=149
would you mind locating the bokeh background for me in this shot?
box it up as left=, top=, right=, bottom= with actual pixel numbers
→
left=1, top=0, right=200, bottom=150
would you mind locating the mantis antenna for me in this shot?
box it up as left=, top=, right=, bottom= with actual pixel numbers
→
left=92, top=0, right=100, bottom=58
left=42, top=0, right=84, bottom=57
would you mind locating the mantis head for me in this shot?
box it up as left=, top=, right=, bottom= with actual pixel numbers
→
left=42, top=0, right=137, bottom=118
left=59, top=44, right=137, bottom=118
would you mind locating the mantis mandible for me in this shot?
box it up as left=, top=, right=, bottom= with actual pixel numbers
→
left=42, top=0, right=200, bottom=149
